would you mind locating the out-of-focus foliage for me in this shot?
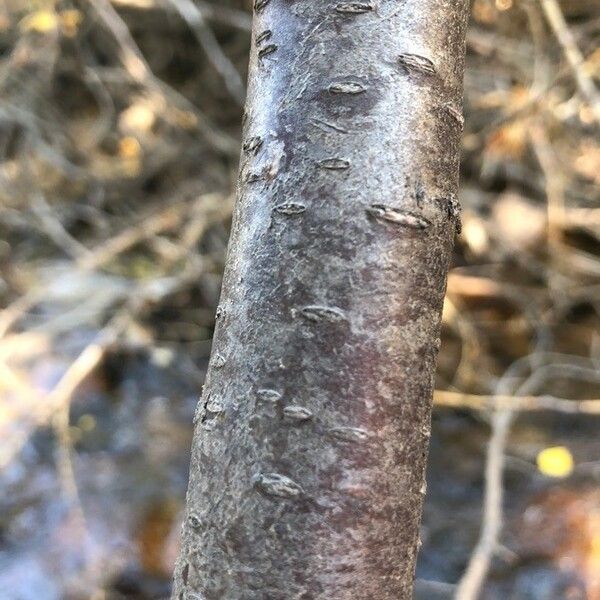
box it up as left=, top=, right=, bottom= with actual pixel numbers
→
left=0, top=1, right=599, bottom=599
left=537, top=445, right=575, bottom=478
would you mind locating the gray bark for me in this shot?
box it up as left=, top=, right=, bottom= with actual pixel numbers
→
left=173, top=1, right=469, bottom=598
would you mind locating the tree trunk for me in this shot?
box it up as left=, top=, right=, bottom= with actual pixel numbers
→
left=173, top=1, right=469, bottom=598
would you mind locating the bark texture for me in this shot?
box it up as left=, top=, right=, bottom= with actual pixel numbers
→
left=173, top=1, right=469, bottom=598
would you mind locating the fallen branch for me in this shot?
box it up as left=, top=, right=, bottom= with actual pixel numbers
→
left=433, top=389, right=600, bottom=415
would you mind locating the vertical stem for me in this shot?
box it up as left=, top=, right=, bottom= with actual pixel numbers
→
left=174, top=1, right=469, bottom=598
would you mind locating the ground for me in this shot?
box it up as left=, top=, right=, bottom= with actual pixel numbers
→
left=0, top=1, right=599, bottom=598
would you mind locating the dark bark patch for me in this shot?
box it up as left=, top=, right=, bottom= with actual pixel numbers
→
left=245, top=162, right=280, bottom=185
left=335, top=2, right=375, bottom=14
left=436, top=195, right=462, bottom=233
left=243, top=136, right=263, bottom=155
left=258, top=44, right=278, bottom=60
left=398, top=53, right=437, bottom=76
left=366, top=204, right=431, bottom=230
left=253, top=473, right=304, bottom=499
left=300, top=305, right=348, bottom=323
left=193, top=394, right=210, bottom=425
left=442, top=102, right=465, bottom=129
left=256, top=29, right=272, bottom=45
left=445, top=195, right=462, bottom=221
left=273, top=202, right=306, bottom=215
left=182, top=563, right=189, bottom=585
left=188, top=513, right=204, bottom=531
left=328, top=81, right=366, bottom=95
left=414, top=179, right=426, bottom=208
left=246, top=171, right=265, bottom=184
left=254, top=0, right=271, bottom=13
left=198, top=397, right=225, bottom=431
left=317, top=158, right=350, bottom=170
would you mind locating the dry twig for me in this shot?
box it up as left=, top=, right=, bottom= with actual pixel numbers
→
left=165, top=0, right=246, bottom=106
left=539, top=0, right=600, bottom=125
left=455, top=360, right=600, bottom=600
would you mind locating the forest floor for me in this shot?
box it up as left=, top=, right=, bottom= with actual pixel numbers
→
left=0, top=1, right=600, bottom=599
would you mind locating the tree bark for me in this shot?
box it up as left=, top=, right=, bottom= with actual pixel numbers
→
left=173, top=1, right=469, bottom=598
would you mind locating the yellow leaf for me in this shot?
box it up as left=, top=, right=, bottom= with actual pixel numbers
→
left=19, top=10, right=58, bottom=33
left=120, top=102, right=156, bottom=133
left=118, top=136, right=141, bottom=159
left=537, top=446, right=574, bottom=478
left=495, top=0, right=513, bottom=11
left=473, top=0, right=496, bottom=24
left=0, top=14, right=11, bottom=32
left=77, top=414, right=96, bottom=432
left=60, top=9, right=82, bottom=38
left=462, top=214, right=489, bottom=256
left=486, top=120, right=527, bottom=160
left=172, top=108, right=198, bottom=129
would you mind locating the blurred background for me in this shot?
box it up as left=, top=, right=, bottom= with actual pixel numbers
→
left=0, top=0, right=599, bottom=598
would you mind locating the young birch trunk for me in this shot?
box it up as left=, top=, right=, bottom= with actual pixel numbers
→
left=173, top=1, right=468, bottom=598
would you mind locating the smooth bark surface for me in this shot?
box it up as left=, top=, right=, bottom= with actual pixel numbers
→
left=173, top=1, right=469, bottom=598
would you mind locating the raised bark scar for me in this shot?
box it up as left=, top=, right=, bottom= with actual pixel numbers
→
left=328, top=426, right=371, bottom=442
left=258, top=44, right=277, bottom=60
left=193, top=393, right=211, bottom=425
left=366, top=204, right=432, bottom=229
left=335, top=2, right=375, bottom=14
left=243, top=136, right=263, bottom=155
left=443, top=103, right=465, bottom=128
left=310, top=118, right=349, bottom=134
left=188, top=513, right=203, bottom=530
left=328, top=81, right=366, bottom=95
left=211, top=353, right=226, bottom=369
left=257, top=389, right=282, bottom=403
left=317, top=158, right=350, bottom=170
left=256, top=29, right=272, bottom=45
left=273, top=202, right=306, bottom=215
left=254, top=0, right=271, bottom=13
left=300, top=305, right=348, bottom=323
left=283, top=406, right=314, bottom=421
left=254, top=473, right=304, bottom=498
left=398, top=53, right=437, bottom=76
